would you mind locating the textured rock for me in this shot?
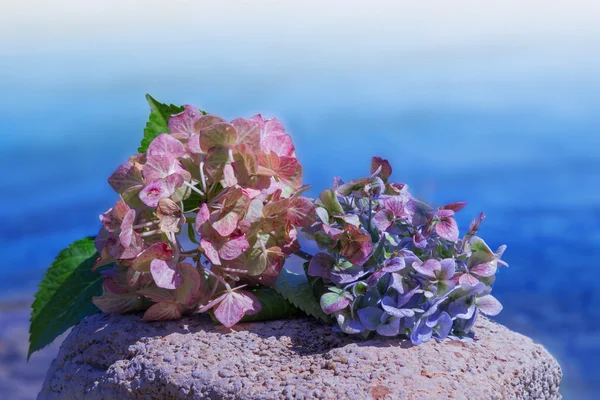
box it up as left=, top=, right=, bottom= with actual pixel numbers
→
left=39, top=314, right=561, bottom=400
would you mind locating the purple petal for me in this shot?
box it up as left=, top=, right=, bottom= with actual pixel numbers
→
left=335, top=311, right=365, bottom=334
left=307, top=253, right=335, bottom=279
left=413, top=230, right=427, bottom=249
left=449, top=297, right=476, bottom=319
left=439, top=258, right=456, bottom=280
left=381, top=296, right=415, bottom=318
left=432, top=311, right=453, bottom=339
left=372, top=210, right=393, bottom=232
left=382, top=257, right=405, bottom=273
left=376, top=316, right=401, bottom=337
left=330, top=265, right=370, bottom=284
left=410, top=320, right=433, bottom=345
left=412, top=259, right=440, bottom=278
left=357, top=306, right=384, bottom=331
left=383, top=197, right=406, bottom=218
left=150, top=259, right=183, bottom=290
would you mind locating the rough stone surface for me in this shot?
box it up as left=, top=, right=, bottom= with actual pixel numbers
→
left=39, top=314, right=562, bottom=400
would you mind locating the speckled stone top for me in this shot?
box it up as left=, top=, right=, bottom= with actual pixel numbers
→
left=39, top=313, right=561, bottom=399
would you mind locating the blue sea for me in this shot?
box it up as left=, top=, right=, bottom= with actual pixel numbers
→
left=1, top=3, right=600, bottom=397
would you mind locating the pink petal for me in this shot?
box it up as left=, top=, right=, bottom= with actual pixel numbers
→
left=372, top=209, right=393, bottom=232
left=108, top=232, right=143, bottom=260
left=263, top=134, right=295, bottom=157
left=118, top=209, right=136, bottom=247
left=92, top=287, right=144, bottom=314
left=219, top=235, right=250, bottom=261
left=213, top=292, right=247, bottom=328
left=222, top=163, right=238, bottom=187
left=194, top=203, right=211, bottom=234
left=108, top=161, right=144, bottom=194
left=470, top=261, right=497, bottom=277
left=199, top=122, right=237, bottom=151
left=231, top=118, right=260, bottom=152
left=276, top=156, right=299, bottom=179
left=458, top=273, right=480, bottom=286
left=168, top=105, right=204, bottom=140
left=235, top=290, right=262, bottom=315
left=187, top=134, right=203, bottom=156
left=100, top=200, right=130, bottom=232
left=139, top=174, right=183, bottom=207
left=476, top=295, right=503, bottom=316
left=130, top=242, right=173, bottom=272
left=287, top=196, right=316, bottom=227
left=384, top=197, right=407, bottom=218
left=150, top=259, right=184, bottom=289
left=137, top=285, right=175, bottom=303
left=436, top=216, right=459, bottom=242
left=143, top=302, right=183, bottom=321
left=370, top=157, right=393, bottom=181
left=200, top=239, right=221, bottom=265
left=143, top=153, right=189, bottom=182
left=147, top=133, right=186, bottom=158
left=175, top=262, right=202, bottom=306
left=195, top=114, right=226, bottom=131
left=213, top=211, right=239, bottom=237
left=442, top=202, right=467, bottom=212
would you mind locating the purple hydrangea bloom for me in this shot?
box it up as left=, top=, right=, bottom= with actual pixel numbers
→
left=305, top=157, right=507, bottom=344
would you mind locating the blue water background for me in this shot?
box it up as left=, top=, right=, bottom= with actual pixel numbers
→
left=1, top=6, right=600, bottom=397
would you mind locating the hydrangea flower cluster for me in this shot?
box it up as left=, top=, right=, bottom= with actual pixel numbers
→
left=305, top=157, right=507, bottom=344
left=92, top=106, right=315, bottom=327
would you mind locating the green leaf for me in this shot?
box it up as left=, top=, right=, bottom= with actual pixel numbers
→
left=273, top=268, right=331, bottom=322
left=240, top=287, right=301, bottom=323
left=138, top=94, right=185, bottom=153
left=28, top=237, right=105, bottom=359
left=316, top=189, right=344, bottom=216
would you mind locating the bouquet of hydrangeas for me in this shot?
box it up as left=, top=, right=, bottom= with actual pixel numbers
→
left=28, top=96, right=506, bottom=358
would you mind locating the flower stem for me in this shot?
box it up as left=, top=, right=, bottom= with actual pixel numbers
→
left=294, top=249, right=314, bottom=261
left=183, top=181, right=205, bottom=196
left=133, top=220, right=158, bottom=230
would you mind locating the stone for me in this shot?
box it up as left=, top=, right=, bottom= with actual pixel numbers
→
left=39, top=314, right=562, bottom=399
